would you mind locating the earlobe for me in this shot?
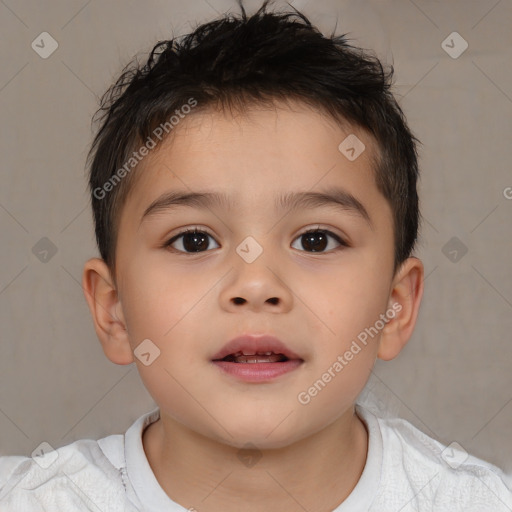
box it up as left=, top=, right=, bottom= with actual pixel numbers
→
left=82, top=258, right=134, bottom=365
left=377, top=257, right=424, bottom=361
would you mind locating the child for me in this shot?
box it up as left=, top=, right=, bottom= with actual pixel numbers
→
left=1, top=1, right=511, bottom=510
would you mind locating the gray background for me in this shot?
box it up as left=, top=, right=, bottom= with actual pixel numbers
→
left=1, top=0, right=511, bottom=473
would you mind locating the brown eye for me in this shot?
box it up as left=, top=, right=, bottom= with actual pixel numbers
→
left=291, top=229, right=347, bottom=253
left=165, top=229, right=219, bottom=253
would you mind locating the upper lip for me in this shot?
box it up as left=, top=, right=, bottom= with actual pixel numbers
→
left=211, top=335, right=303, bottom=361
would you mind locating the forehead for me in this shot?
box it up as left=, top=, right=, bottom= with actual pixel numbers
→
left=122, top=100, right=390, bottom=228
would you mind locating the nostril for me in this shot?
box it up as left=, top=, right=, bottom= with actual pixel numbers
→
left=232, top=297, right=279, bottom=305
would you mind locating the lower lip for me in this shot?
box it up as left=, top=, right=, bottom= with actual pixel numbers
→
left=212, top=360, right=303, bottom=382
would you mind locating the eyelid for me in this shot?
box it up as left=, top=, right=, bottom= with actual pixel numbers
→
left=293, top=225, right=349, bottom=250
left=297, top=225, right=348, bottom=242
left=163, top=226, right=216, bottom=248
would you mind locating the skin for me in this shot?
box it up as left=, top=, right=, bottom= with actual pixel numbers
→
left=83, top=100, right=424, bottom=512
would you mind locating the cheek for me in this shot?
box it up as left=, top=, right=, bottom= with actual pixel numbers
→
left=119, top=261, right=201, bottom=342
left=315, top=266, right=390, bottom=345
left=118, top=261, right=218, bottom=393
left=119, top=272, right=208, bottom=422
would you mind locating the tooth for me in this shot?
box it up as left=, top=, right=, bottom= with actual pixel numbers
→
left=242, top=349, right=257, bottom=356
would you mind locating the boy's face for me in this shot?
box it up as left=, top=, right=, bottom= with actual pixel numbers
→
left=89, top=101, right=421, bottom=449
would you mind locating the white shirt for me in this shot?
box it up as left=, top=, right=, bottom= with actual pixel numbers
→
left=1, top=404, right=511, bottom=511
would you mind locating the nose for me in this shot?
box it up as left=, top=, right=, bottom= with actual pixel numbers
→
left=219, top=251, right=294, bottom=313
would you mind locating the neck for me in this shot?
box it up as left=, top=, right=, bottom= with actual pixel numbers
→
left=143, top=407, right=368, bottom=512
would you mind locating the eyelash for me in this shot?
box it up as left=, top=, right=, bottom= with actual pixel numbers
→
left=163, top=226, right=349, bottom=254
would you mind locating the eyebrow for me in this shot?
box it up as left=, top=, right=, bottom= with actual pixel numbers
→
left=140, top=188, right=373, bottom=229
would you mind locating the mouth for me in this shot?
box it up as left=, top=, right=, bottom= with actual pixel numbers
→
left=211, top=335, right=304, bottom=382
left=218, top=351, right=290, bottom=364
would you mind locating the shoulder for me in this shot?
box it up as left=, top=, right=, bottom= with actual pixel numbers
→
left=0, top=435, right=137, bottom=512
left=358, top=405, right=512, bottom=511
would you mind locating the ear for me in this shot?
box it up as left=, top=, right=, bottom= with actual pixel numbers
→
left=82, top=258, right=134, bottom=365
left=377, top=257, right=424, bottom=361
